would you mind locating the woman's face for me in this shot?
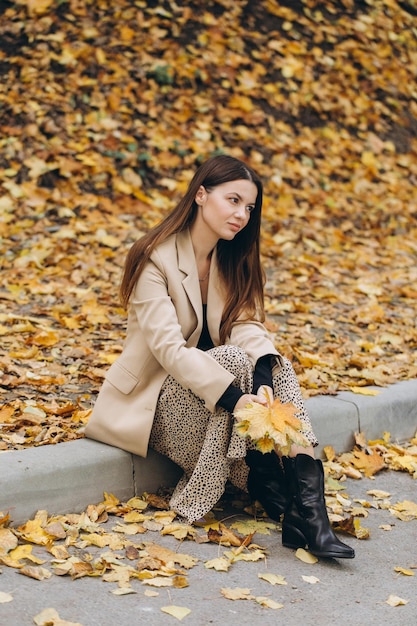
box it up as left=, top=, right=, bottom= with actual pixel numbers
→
left=194, top=179, right=258, bottom=242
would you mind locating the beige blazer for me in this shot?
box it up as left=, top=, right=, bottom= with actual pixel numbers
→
left=85, top=229, right=281, bottom=457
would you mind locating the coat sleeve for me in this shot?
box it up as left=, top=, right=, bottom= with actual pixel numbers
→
left=131, top=257, right=235, bottom=413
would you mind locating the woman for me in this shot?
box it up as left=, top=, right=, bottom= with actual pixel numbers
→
left=85, top=155, right=354, bottom=559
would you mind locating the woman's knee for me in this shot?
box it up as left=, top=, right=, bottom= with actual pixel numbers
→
left=209, top=345, right=251, bottom=377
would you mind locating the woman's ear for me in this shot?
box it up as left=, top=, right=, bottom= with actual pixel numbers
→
left=195, top=185, right=206, bottom=206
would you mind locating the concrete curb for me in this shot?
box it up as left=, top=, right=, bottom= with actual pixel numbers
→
left=1, top=379, right=416, bottom=525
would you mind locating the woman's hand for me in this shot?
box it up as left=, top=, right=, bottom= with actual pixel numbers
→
left=233, top=388, right=271, bottom=412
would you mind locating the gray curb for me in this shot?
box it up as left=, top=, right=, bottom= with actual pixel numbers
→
left=1, top=379, right=416, bottom=525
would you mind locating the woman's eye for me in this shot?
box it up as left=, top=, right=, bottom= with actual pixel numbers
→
left=246, top=206, right=255, bottom=213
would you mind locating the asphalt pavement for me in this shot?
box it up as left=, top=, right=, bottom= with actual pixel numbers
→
left=0, top=379, right=417, bottom=625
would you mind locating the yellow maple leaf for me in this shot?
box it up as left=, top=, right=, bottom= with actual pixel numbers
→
left=234, top=396, right=309, bottom=455
left=204, top=557, right=231, bottom=571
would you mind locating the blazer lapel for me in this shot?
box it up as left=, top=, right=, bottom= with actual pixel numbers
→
left=176, top=230, right=225, bottom=347
left=206, top=248, right=224, bottom=346
left=176, top=229, right=202, bottom=322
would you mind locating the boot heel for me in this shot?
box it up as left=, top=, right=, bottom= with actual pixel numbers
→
left=282, top=524, right=306, bottom=550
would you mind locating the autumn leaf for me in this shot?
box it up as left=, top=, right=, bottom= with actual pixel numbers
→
left=333, top=516, right=370, bottom=540
left=295, top=548, right=318, bottom=564
left=258, top=572, right=287, bottom=586
left=110, top=587, right=137, bottom=596
left=351, top=449, right=386, bottom=477
left=302, top=575, right=320, bottom=584
left=0, top=592, right=13, bottom=604
left=385, top=595, right=409, bottom=607
left=394, top=567, right=415, bottom=577
left=204, top=557, right=231, bottom=572
left=0, top=0, right=417, bottom=450
left=160, top=606, right=191, bottom=621
left=390, top=500, right=417, bottom=521
left=254, top=597, right=284, bottom=610
left=33, top=608, right=83, bottom=626
left=234, top=395, right=310, bottom=455
left=221, top=587, right=253, bottom=600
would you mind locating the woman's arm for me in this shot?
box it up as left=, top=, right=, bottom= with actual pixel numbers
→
left=131, top=258, right=235, bottom=412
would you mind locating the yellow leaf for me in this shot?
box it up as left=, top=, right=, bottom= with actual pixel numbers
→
left=204, top=557, right=231, bottom=571
left=254, top=596, right=284, bottom=609
left=256, top=435, right=276, bottom=454
left=141, top=576, right=173, bottom=587
left=221, top=587, right=253, bottom=600
left=160, top=523, right=196, bottom=540
left=224, top=549, right=266, bottom=563
left=390, top=500, right=417, bottom=521
left=295, top=548, right=318, bottom=564
left=386, top=594, right=409, bottom=607
left=111, top=587, right=137, bottom=595
left=367, top=489, right=391, bottom=499
left=323, top=445, right=336, bottom=461
left=258, top=572, right=287, bottom=585
left=349, top=387, right=380, bottom=396
left=230, top=519, right=278, bottom=535
left=95, top=48, right=107, bottom=64
left=126, top=497, right=148, bottom=511
left=16, top=519, right=54, bottom=546
left=302, top=575, right=320, bottom=584
left=0, top=528, right=18, bottom=553
left=22, top=0, right=54, bottom=17
left=161, top=606, right=191, bottom=621
left=207, top=523, right=242, bottom=547
left=19, top=565, right=51, bottom=580
left=228, top=94, right=254, bottom=112
left=33, top=608, right=83, bottom=626
left=0, top=592, right=13, bottom=603
left=9, top=544, right=45, bottom=565
left=394, top=567, right=414, bottom=576
left=142, top=542, right=198, bottom=569
left=234, top=397, right=309, bottom=455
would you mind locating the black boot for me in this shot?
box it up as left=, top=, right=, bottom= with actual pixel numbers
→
left=282, top=454, right=355, bottom=559
left=245, top=450, right=288, bottom=521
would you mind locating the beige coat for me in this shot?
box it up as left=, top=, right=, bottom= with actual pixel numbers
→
left=85, top=229, right=280, bottom=457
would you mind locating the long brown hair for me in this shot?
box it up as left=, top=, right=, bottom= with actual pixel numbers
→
left=120, top=154, right=265, bottom=343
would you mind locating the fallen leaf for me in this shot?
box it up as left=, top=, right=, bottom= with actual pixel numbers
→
left=221, top=587, right=253, bottom=600
left=394, top=567, right=415, bottom=577
left=204, top=557, right=231, bottom=572
left=160, top=605, right=191, bottom=620
left=235, top=397, right=310, bottom=455
left=33, top=607, right=83, bottom=626
left=385, top=594, right=409, bottom=607
left=110, top=587, right=137, bottom=595
left=258, top=572, right=287, bottom=586
left=302, top=575, right=320, bottom=584
left=295, top=548, right=318, bottom=564
left=0, top=592, right=13, bottom=603
left=349, top=387, right=380, bottom=395
left=351, top=449, right=385, bottom=477
left=254, top=596, right=284, bottom=609
left=19, top=565, right=52, bottom=580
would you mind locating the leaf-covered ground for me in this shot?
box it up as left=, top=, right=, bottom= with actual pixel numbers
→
left=1, top=434, right=417, bottom=622
left=1, top=0, right=417, bottom=449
